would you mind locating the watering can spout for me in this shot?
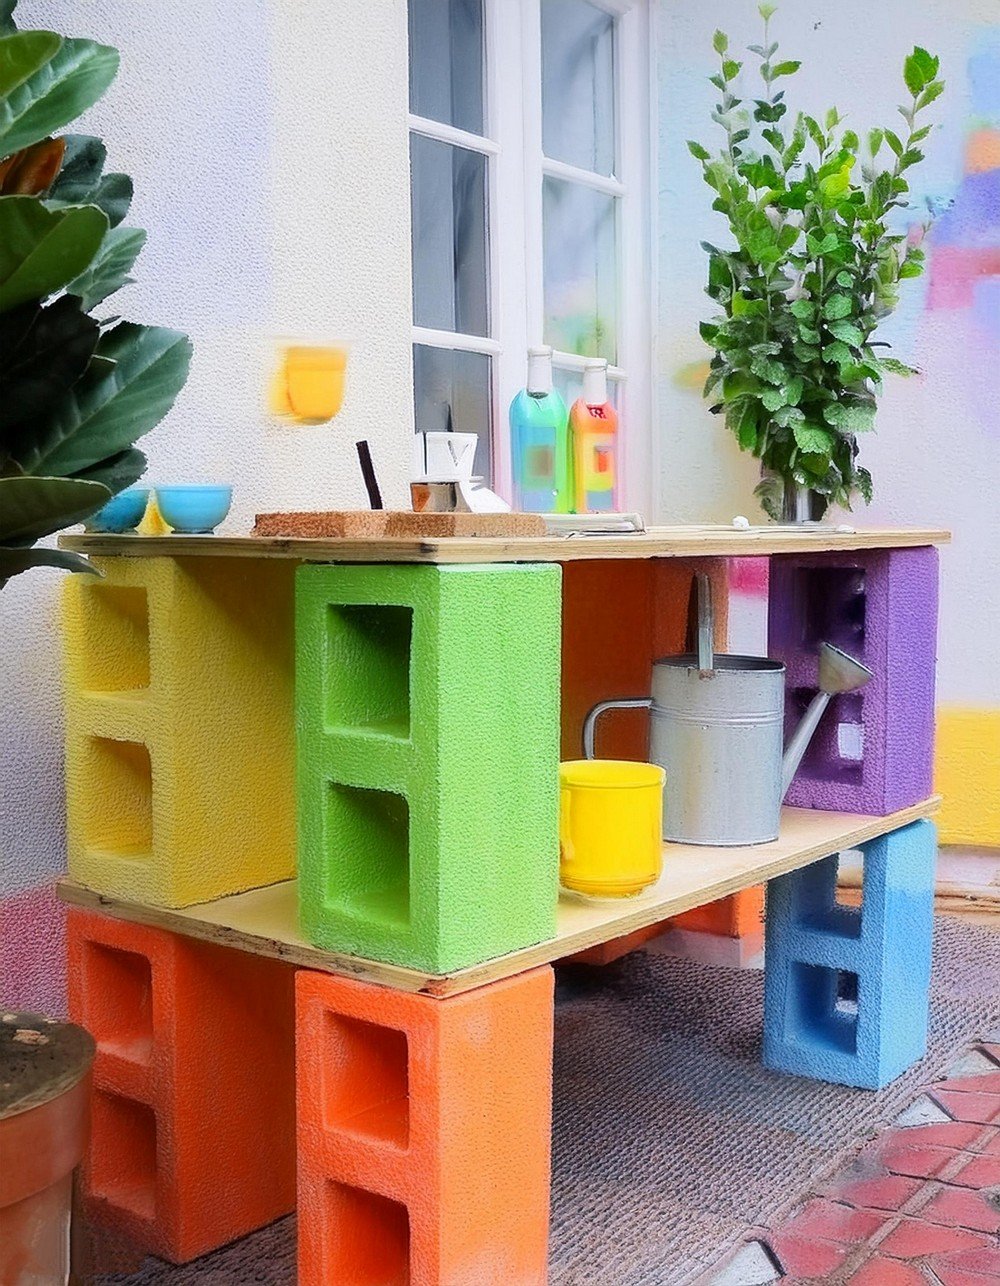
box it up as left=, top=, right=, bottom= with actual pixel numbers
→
left=781, top=643, right=874, bottom=798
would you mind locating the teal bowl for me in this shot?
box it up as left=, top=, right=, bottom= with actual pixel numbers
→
left=87, top=488, right=150, bottom=533
left=156, top=485, right=232, bottom=534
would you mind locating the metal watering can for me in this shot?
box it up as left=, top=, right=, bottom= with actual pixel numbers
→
left=583, top=575, right=873, bottom=846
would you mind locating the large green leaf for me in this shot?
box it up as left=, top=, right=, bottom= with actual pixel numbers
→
left=48, top=134, right=131, bottom=225
left=74, top=446, right=146, bottom=493
left=0, top=34, right=118, bottom=158
left=0, top=473, right=109, bottom=541
left=19, top=322, right=192, bottom=475
left=0, top=295, right=98, bottom=433
left=66, top=224, right=145, bottom=309
left=0, top=195, right=108, bottom=310
left=0, top=0, right=18, bottom=37
left=0, top=30, right=60, bottom=99
left=0, top=545, right=99, bottom=582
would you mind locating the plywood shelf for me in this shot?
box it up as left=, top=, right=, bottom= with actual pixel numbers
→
left=57, top=797, right=940, bottom=998
left=59, top=524, right=950, bottom=566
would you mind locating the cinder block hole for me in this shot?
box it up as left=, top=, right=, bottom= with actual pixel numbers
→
left=326, top=784, right=410, bottom=927
left=796, top=851, right=862, bottom=938
left=85, top=944, right=154, bottom=1064
left=323, top=1013, right=409, bottom=1148
left=326, top=604, right=413, bottom=739
left=789, top=689, right=864, bottom=785
left=324, top=1183, right=410, bottom=1286
left=89, top=1092, right=157, bottom=1222
left=84, top=739, right=153, bottom=859
left=81, top=585, right=150, bottom=692
left=787, top=961, right=859, bottom=1056
left=800, top=567, right=866, bottom=650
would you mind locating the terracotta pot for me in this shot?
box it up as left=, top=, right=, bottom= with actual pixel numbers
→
left=0, top=1012, right=95, bottom=1286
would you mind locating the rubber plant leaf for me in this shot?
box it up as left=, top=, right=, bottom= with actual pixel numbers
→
left=0, top=34, right=118, bottom=158
left=0, top=546, right=99, bottom=581
left=0, top=294, right=99, bottom=433
left=18, top=322, right=192, bottom=475
left=73, top=446, right=146, bottom=494
left=0, top=473, right=109, bottom=541
left=0, top=0, right=18, bottom=36
left=0, top=30, right=61, bottom=100
left=0, top=195, right=108, bottom=310
left=66, top=224, right=145, bottom=309
left=48, top=138, right=132, bottom=225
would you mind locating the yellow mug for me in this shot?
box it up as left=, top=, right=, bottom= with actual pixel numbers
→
left=559, top=759, right=666, bottom=898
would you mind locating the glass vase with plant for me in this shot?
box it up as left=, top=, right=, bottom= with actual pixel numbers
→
left=687, top=4, right=944, bottom=521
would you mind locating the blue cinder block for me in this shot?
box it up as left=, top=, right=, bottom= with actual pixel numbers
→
left=763, top=819, right=936, bottom=1089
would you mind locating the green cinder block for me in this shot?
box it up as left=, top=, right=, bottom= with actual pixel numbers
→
left=296, top=562, right=562, bottom=973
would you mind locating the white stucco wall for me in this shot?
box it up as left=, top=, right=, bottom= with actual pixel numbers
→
left=655, top=0, right=1000, bottom=707
left=1, top=0, right=414, bottom=902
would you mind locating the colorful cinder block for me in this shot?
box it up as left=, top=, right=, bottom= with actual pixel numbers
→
left=63, top=556, right=297, bottom=907
left=763, top=819, right=937, bottom=1089
left=296, top=562, right=561, bottom=973
left=67, top=908, right=297, bottom=1262
left=560, top=557, right=729, bottom=760
left=296, top=966, right=554, bottom=1286
left=769, top=547, right=939, bottom=814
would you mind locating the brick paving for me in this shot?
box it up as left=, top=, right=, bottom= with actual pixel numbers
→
left=706, top=1042, right=1000, bottom=1284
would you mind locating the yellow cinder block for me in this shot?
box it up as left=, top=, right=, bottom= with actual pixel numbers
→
left=934, top=706, right=1000, bottom=848
left=63, top=556, right=297, bottom=906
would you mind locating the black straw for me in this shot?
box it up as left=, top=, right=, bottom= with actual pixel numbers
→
left=356, top=440, right=383, bottom=510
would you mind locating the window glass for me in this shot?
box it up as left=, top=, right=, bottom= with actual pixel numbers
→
left=408, top=0, right=484, bottom=135
left=553, top=367, right=619, bottom=409
left=413, top=344, right=493, bottom=479
left=541, top=0, right=616, bottom=176
left=542, top=176, right=617, bottom=361
left=410, top=134, right=489, bottom=337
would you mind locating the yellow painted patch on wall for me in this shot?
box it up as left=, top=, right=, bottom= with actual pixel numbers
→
left=935, top=708, right=1000, bottom=848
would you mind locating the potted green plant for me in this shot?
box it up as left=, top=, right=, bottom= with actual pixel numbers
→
left=0, top=2, right=191, bottom=586
left=688, top=5, right=944, bottom=521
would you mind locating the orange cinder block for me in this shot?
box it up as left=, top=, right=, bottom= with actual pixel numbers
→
left=67, top=909, right=297, bottom=1263
left=296, top=966, right=554, bottom=1286
left=671, top=886, right=765, bottom=938
left=560, top=558, right=729, bottom=762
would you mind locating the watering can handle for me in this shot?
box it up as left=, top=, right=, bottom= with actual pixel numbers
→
left=583, top=698, right=653, bottom=759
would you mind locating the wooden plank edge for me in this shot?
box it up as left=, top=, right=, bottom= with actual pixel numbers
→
left=56, top=796, right=941, bottom=999
left=59, top=528, right=951, bottom=564
left=54, top=879, right=442, bottom=996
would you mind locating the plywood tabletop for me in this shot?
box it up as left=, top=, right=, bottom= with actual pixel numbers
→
left=59, top=524, right=950, bottom=565
left=57, top=797, right=939, bottom=998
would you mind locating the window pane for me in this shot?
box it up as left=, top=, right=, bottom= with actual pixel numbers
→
left=413, top=345, right=493, bottom=481
left=541, top=0, right=616, bottom=176
left=410, top=135, right=489, bottom=338
left=542, top=177, right=617, bottom=361
left=408, top=0, right=484, bottom=135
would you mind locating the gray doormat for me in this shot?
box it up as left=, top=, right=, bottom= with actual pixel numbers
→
left=89, top=916, right=1000, bottom=1286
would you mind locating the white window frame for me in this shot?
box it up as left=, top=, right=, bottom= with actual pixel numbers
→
left=408, top=0, right=654, bottom=512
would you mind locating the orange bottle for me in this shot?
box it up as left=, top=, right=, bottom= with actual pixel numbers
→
left=570, top=358, right=617, bottom=513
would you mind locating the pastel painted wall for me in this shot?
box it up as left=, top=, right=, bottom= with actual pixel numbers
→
left=656, top=0, right=1000, bottom=843
left=0, top=0, right=415, bottom=1013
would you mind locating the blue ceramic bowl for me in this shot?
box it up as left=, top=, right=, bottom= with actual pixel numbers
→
left=87, top=488, right=150, bottom=533
left=156, top=485, right=232, bottom=534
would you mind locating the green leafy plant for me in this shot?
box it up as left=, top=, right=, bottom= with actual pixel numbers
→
left=0, top=2, right=191, bottom=584
left=688, top=5, right=944, bottom=519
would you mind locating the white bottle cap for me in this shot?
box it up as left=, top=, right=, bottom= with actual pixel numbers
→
left=526, top=346, right=553, bottom=395
left=582, top=358, right=608, bottom=407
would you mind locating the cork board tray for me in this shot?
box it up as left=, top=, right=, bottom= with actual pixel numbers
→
left=57, top=797, right=939, bottom=999
left=252, top=510, right=547, bottom=539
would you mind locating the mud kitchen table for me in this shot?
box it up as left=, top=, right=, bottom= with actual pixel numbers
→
left=56, top=524, right=947, bottom=1283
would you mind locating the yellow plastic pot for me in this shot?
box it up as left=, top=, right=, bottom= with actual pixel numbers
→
left=559, top=759, right=666, bottom=898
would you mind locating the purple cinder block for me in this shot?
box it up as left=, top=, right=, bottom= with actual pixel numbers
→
left=769, top=547, right=938, bottom=815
